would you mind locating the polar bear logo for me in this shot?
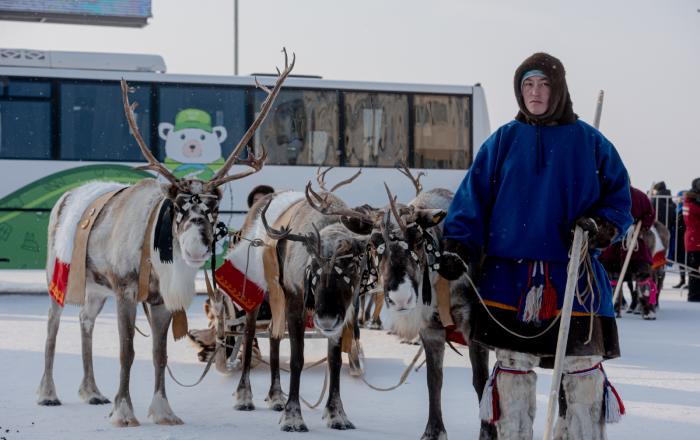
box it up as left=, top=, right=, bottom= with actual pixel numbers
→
left=160, top=108, right=227, bottom=180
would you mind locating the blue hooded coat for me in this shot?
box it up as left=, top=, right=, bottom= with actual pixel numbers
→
left=443, top=119, right=632, bottom=318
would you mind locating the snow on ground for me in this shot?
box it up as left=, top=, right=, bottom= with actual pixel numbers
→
left=1, top=271, right=699, bottom=439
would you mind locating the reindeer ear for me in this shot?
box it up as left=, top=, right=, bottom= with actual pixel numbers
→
left=415, top=209, right=447, bottom=229
left=160, top=183, right=179, bottom=200
left=340, top=204, right=377, bottom=235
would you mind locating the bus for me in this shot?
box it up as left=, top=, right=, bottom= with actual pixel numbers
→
left=0, top=48, right=490, bottom=269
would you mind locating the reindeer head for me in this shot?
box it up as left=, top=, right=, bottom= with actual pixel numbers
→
left=160, top=180, right=223, bottom=267
left=262, top=185, right=369, bottom=339
left=367, top=186, right=446, bottom=313
left=308, top=225, right=368, bottom=338
left=121, top=49, right=295, bottom=267
left=338, top=164, right=445, bottom=314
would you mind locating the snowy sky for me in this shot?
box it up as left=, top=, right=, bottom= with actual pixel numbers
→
left=1, top=0, right=699, bottom=195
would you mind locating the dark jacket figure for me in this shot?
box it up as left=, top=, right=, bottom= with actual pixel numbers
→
left=440, top=52, right=632, bottom=439
left=650, top=181, right=676, bottom=228
left=684, top=178, right=700, bottom=301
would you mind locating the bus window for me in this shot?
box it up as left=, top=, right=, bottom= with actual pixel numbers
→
left=0, top=101, right=51, bottom=159
left=344, top=92, right=408, bottom=167
left=0, top=78, right=51, bottom=159
left=414, top=95, right=471, bottom=169
left=8, top=80, right=51, bottom=98
left=60, top=81, right=152, bottom=161
left=253, top=89, right=339, bottom=166
left=158, top=85, right=246, bottom=166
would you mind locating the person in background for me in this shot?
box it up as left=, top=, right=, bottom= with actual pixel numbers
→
left=683, top=178, right=700, bottom=302
left=438, top=52, right=631, bottom=440
left=674, top=188, right=689, bottom=288
left=247, top=184, right=275, bottom=209
left=600, top=186, right=658, bottom=319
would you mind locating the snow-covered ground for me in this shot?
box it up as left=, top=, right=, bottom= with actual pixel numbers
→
left=1, top=271, right=699, bottom=439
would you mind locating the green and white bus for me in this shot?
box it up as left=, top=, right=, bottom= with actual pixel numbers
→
left=0, top=48, right=490, bottom=268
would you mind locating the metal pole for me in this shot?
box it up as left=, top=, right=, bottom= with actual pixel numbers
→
left=542, top=227, right=586, bottom=440
left=593, top=90, right=604, bottom=129
left=234, top=0, right=239, bottom=75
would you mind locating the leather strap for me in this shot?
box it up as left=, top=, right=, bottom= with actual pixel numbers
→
left=137, top=199, right=163, bottom=303
left=265, top=199, right=304, bottom=338
left=65, top=189, right=124, bottom=305
left=436, top=275, right=455, bottom=328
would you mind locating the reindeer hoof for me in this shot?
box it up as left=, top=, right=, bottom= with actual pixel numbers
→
left=328, top=419, right=355, bottom=430
left=38, top=398, right=61, bottom=406
left=265, top=393, right=286, bottom=411
left=154, top=415, right=184, bottom=425
left=88, top=396, right=111, bottom=405
left=111, top=417, right=140, bottom=427
left=234, top=402, right=256, bottom=411
left=280, top=412, right=308, bottom=432
left=281, top=422, right=309, bottom=432
left=420, top=424, right=447, bottom=440
left=323, top=408, right=355, bottom=430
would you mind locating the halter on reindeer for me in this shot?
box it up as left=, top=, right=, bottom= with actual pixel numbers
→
left=37, top=49, right=294, bottom=427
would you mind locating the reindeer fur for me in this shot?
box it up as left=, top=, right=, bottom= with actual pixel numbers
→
left=38, top=178, right=219, bottom=427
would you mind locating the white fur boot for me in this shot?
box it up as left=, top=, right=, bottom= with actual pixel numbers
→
left=553, top=356, right=606, bottom=440
left=490, top=349, right=539, bottom=440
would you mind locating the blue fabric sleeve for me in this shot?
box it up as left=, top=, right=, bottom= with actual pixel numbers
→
left=443, top=135, right=497, bottom=254
left=591, top=138, right=633, bottom=238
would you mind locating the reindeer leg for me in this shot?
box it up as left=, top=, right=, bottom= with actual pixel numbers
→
left=470, top=343, right=498, bottom=440
left=266, top=334, right=286, bottom=411
left=147, top=302, right=183, bottom=425
left=419, top=326, right=447, bottom=440
left=323, top=337, right=355, bottom=429
left=109, top=296, right=140, bottom=427
left=37, top=299, right=63, bottom=406
left=235, top=305, right=260, bottom=411
left=280, top=295, right=308, bottom=432
left=369, top=292, right=384, bottom=329
left=79, top=290, right=110, bottom=404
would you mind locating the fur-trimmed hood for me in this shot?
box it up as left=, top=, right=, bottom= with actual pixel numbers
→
left=514, top=52, right=577, bottom=125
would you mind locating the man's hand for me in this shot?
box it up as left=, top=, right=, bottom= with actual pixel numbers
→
left=574, top=216, right=617, bottom=249
left=438, top=239, right=471, bottom=281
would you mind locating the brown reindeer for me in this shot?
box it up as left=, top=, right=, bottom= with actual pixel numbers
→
left=341, top=165, right=494, bottom=440
left=36, top=50, right=294, bottom=427
left=259, top=181, right=372, bottom=432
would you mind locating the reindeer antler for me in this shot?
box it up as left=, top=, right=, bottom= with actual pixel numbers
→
left=120, top=79, right=180, bottom=186
left=261, top=197, right=322, bottom=258
left=261, top=197, right=305, bottom=241
left=305, top=182, right=375, bottom=223
left=397, top=161, right=425, bottom=196
left=207, top=48, right=296, bottom=188
left=384, top=182, right=407, bottom=234
left=315, top=167, right=362, bottom=193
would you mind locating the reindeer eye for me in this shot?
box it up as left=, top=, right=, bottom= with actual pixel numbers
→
left=190, top=217, right=204, bottom=225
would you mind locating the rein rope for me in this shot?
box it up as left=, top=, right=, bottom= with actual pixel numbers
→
left=444, top=233, right=593, bottom=340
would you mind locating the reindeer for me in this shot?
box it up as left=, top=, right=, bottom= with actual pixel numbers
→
left=341, top=165, right=494, bottom=440
left=258, top=180, right=373, bottom=432
left=36, top=51, right=294, bottom=427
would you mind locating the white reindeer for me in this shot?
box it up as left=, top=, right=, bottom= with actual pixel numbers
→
left=36, top=51, right=294, bottom=427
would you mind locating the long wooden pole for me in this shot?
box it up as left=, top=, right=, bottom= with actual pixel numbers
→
left=542, top=227, right=586, bottom=440
left=543, top=90, right=607, bottom=439
left=593, top=90, right=605, bottom=129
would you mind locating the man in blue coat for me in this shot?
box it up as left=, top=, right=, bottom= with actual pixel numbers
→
left=439, top=52, right=632, bottom=439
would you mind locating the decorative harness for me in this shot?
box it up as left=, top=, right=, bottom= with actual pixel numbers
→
left=372, top=222, right=442, bottom=306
